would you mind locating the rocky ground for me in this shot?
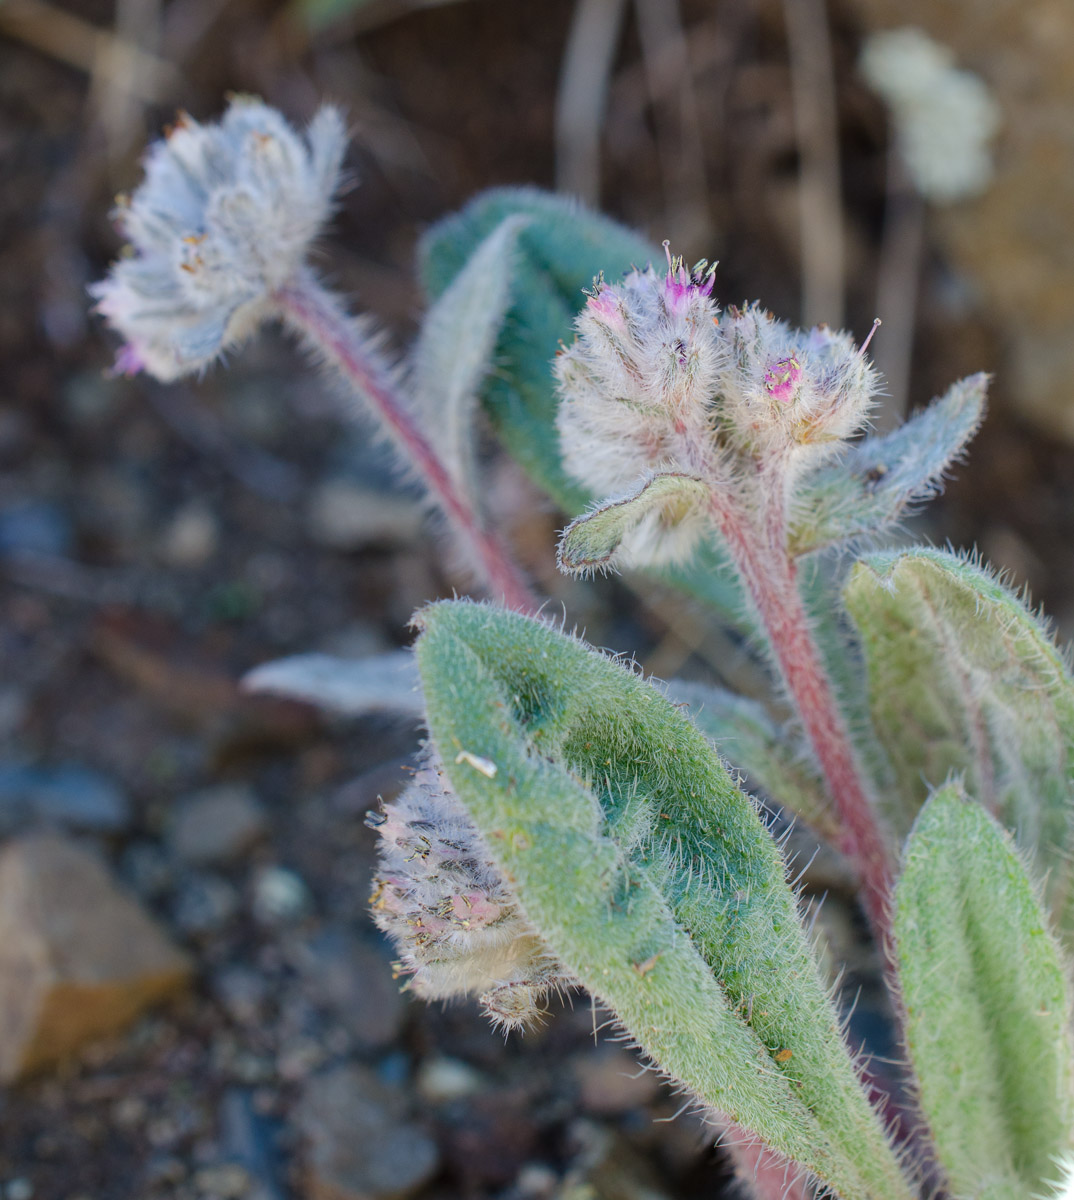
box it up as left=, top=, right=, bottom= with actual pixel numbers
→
left=2, top=1, right=1074, bottom=1198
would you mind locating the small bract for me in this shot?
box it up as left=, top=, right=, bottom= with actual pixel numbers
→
left=91, top=97, right=346, bottom=381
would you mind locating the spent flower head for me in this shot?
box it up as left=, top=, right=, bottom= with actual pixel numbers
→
left=91, top=97, right=346, bottom=381
left=368, top=749, right=572, bottom=1031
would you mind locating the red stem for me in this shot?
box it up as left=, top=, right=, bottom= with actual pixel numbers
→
left=722, top=1122, right=814, bottom=1200
left=275, top=273, right=540, bottom=616
left=716, top=489, right=894, bottom=946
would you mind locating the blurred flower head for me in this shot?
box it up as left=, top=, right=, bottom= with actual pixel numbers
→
left=860, top=27, right=1000, bottom=204
left=91, top=97, right=346, bottom=381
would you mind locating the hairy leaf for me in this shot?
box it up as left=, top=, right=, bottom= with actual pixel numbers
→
left=894, top=783, right=1074, bottom=1199
left=411, top=215, right=529, bottom=511
left=557, top=473, right=709, bottom=575
left=416, top=600, right=913, bottom=1200
left=789, top=373, right=988, bottom=557
left=242, top=650, right=422, bottom=718
left=665, top=679, right=836, bottom=839
left=844, top=547, right=1074, bottom=932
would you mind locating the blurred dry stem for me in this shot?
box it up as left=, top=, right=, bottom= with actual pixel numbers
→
left=555, top=0, right=628, bottom=204
left=0, top=0, right=181, bottom=103
left=782, top=0, right=844, bottom=327
left=633, top=0, right=710, bottom=245
left=872, top=143, right=925, bottom=429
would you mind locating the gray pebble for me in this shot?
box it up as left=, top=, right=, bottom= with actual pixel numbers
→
left=168, top=784, right=267, bottom=866
left=296, top=1064, right=439, bottom=1200
left=0, top=762, right=130, bottom=834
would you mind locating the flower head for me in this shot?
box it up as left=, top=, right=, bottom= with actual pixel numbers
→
left=556, top=254, right=723, bottom=500
left=556, top=252, right=881, bottom=522
left=91, top=97, right=346, bottom=381
left=369, top=749, right=572, bottom=1031
left=716, top=305, right=880, bottom=464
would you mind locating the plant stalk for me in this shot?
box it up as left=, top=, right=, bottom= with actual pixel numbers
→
left=275, top=272, right=540, bottom=616
left=714, top=486, right=894, bottom=945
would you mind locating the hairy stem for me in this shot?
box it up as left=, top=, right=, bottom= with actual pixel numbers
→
left=275, top=271, right=539, bottom=615
left=713, top=484, right=894, bottom=945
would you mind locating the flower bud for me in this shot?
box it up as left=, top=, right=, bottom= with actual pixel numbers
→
left=715, top=305, right=879, bottom=465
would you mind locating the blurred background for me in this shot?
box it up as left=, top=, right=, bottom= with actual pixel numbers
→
left=1, top=1, right=1073, bottom=1197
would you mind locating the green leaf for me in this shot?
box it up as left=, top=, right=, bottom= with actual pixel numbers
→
left=894, top=783, right=1074, bottom=1199
left=415, top=600, right=913, bottom=1200
left=843, top=547, right=1074, bottom=933
left=665, top=679, right=837, bottom=839
left=557, top=473, right=709, bottom=575
left=411, top=215, right=530, bottom=512
left=789, top=373, right=988, bottom=557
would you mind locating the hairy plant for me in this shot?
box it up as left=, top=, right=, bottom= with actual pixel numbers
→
left=95, top=102, right=1074, bottom=1200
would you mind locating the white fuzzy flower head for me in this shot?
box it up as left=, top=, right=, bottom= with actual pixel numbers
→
left=716, top=304, right=880, bottom=467
left=368, top=749, right=572, bottom=1032
left=860, top=27, right=1000, bottom=204
left=91, top=97, right=347, bottom=381
left=556, top=252, right=881, bottom=515
left=556, top=249, right=722, bottom=500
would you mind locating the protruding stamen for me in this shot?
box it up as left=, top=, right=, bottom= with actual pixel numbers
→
left=859, top=318, right=882, bottom=357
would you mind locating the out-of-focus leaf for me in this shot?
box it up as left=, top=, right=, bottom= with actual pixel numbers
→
left=789, top=373, right=987, bottom=557
left=242, top=650, right=422, bottom=718
left=894, top=782, right=1074, bottom=1199
left=844, top=547, right=1074, bottom=934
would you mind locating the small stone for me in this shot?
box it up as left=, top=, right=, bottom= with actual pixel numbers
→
left=159, top=501, right=220, bottom=568
left=172, top=872, right=240, bottom=937
left=250, top=866, right=311, bottom=924
left=574, top=1046, right=662, bottom=1116
left=306, top=480, right=423, bottom=552
left=168, top=784, right=268, bottom=866
left=302, top=930, right=406, bottom=1049
left=0, top=833, right=192, bottom=1082
left=192, top=1163, right=251, bottom=1198
left=211, top=965, right=269, bottom=1025
left=121, top=840, right=174, bottom=899
left=296, top=1064, right=439, bottom=1200
left=5, top=1180, right=33, bottom=1200
left=0, top=501, right=73, bottom=558
left=0, top=763, right=130, bottom=834
left=415, top=1056, right=483, bottom=1103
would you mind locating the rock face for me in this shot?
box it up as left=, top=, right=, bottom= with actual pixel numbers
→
left=848, top=0, right=1074, bottom=440
left=0, top=834, right=192, bottom=1082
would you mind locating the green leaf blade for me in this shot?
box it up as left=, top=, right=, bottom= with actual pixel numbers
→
left=843, top=547, right=1074, bottom=934
left=415, top=600, right=914, bottom=1200
left=411, top=214, right=530, bottom=510
left=557, top=473, right=709, bottom=575
left=790, top=373, right=988, bottom=557
left=894, top=783, right=1074, bottom=1198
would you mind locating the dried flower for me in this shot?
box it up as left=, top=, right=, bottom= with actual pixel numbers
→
left=91, top=97, right=346, bottom=381
left=369, top=749, right=572, bottom=1031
